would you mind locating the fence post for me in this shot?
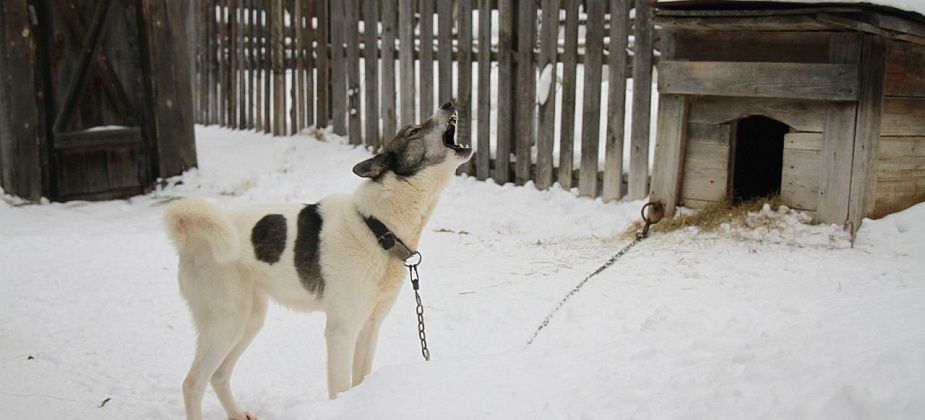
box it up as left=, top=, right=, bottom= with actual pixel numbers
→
left=437, top=0, right=453, bottom=104
left=329, top=0, right=347, bottom=134
left=535, top=0, right=560, bottom=190
left=457, top=0, right=473, bottom=175
left=558, top=0, right=579, bottom=189
left=364, top=0, right=380, bottom=149
left=628, top=0, right=655, bottom=200
left=514, top=0, right=536, bottom=186
left=495, top=0, right=514, bottom=185
left=346, top=0, right=361, bottom=144
left=475, top=0, right=492, bottom=181
left=419, top=0, right=435, bottom=118
left=381, top=0, right=398, bottom=142
left=579, top=0, right=605, bottom=197
left=603, top=0, right=629, bottom=202
left=398, top=0, right=415, bottom=126
left=315, top=0, right=328, bottom=128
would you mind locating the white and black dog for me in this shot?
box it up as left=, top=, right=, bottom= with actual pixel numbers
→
left=164, top=102, right=470, bottom=420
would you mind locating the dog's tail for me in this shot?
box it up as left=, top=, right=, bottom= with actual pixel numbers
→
left=164, top=198, right=240, bottom=264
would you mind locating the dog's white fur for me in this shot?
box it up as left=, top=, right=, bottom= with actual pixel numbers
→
left=164, top=105, right=468, bottom=420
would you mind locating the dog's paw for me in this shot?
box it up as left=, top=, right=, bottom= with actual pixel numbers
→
left=229, top=411, right=258, bottom=420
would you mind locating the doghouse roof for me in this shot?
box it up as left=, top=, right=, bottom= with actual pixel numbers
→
left=656, top=1, right=925, bottom=43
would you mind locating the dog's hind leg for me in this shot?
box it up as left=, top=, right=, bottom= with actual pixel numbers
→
left=210, top=290, right=267, bottom=420
left=180, top=269, right=254, bottom=420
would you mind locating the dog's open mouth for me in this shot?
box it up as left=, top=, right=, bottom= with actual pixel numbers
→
left=442, top=114, right=470, bottom=155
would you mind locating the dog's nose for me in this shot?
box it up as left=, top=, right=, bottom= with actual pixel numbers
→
left=441, top=100, right=456, bottom=112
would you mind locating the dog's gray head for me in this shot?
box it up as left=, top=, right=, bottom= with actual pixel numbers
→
left=353, top=101, right=472, bottom=179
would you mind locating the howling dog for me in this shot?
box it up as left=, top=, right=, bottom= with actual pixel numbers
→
left=164, top=102, right=470, bottom=420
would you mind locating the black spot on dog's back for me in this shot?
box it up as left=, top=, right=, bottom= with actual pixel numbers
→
left=294, top=204, right=325, bottom=297
left=251, top=214, right=287, bottom=264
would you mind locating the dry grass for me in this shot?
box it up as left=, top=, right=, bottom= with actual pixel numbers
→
left=621, top=196, right=784, bottom=239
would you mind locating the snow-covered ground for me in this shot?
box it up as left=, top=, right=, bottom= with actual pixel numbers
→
left=2, top=126, right=924, bottom=419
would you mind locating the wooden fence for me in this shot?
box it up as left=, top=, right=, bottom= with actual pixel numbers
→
left=192, top=0, right=657, bottom=201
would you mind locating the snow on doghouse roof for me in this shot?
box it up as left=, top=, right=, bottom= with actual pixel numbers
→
left=656, top=1, right=925, bottom=19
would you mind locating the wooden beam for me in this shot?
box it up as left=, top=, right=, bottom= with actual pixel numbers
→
left=475, top=0, right=492, bottom=180
left=457, top=0, right=473, bottom=175
left=602, top=0, right=628, bottom=201
left=535, top=0, right=560, bottom=190
left=848, top=36, right=886, bottom=233
left=514, top=0, right=536, bottom=186
left=628, top=0, right=654, bottom=200
left=419, top=0, right=434, bottom=118
left=658, top=61, right=859, bottom=101
left=815, top=34, right=860, bottom=225
left=688, top=96, right=826, bottom=132
left=650, top=94, right=689, bottom=216
left=578, top=0, right=605, bottom=197
left=364, top=0, right=380, bottom=148
left=437, top=0, right=453, bottom=104
left=398, top=0, right=415, bottom=126
left=494, top=0, right=513, bottom=185
left=329, top=0, right=347, bottom=134
left=557, top=0, right=579, bottom=190
left=0, top=0, right=44, bottom=200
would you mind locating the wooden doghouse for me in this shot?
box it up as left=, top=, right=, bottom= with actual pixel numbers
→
left=0, top=0, right=196, bottom=202
left=649, top=1, right=925, bottom=231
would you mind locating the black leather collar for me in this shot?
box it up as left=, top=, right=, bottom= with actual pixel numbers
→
left=361, top=212, right=416, bottom=260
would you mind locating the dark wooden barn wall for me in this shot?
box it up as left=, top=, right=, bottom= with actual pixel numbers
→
left=0, top=0, right=45, bottom=201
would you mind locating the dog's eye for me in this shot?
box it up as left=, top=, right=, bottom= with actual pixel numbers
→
left=408, top=125, right=422, bottom=135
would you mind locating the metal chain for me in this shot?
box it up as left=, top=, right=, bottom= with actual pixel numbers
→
left=406, top=257, right=431, bottom=361
left=525, top=202, right=662, bottom=346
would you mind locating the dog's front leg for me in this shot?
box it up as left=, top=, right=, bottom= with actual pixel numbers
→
left=325, top=318, right=362, bottom=399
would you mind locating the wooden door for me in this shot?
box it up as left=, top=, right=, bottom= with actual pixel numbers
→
left=42, top=0, right=152, bottom=200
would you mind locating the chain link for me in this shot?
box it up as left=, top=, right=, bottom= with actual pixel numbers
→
left=407, top=264, right=430, bottom=361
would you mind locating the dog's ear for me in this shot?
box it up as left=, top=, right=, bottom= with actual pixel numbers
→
left=352, top=154, right=390, bottom=178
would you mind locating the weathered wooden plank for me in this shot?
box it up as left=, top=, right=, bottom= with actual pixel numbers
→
left=254, top=0, right=264, bottom=130
left=364, top=0, right=379, bottom=148
left=437, top=0, right=453, bottom=104
left=238, top=0, right=247, bottom=129
left=655, top=14, right=833, bottom=32
left=884, top=39, right=925, bottom=97
left=229, top=0, right=240, bottom=128
left=0, top=0, right=44, bottom=200
left=578, top=0, right=605, bottom=197
left=457, top=0, right=473, bottom=175
left=262, top=0, right=271, bottom=133
left=659, top=61, right=859, bottom=101
left=514, top=0, right=536, bottom=185
left=782, top=148, right=821, bottom=211
left=848, top=36, right=886, bottom=232
left=873, top=176, right=925, bottom=218
left=673, top=30, right=833, bottom=63
left=878, top=156, right=925, bottom=178
left=816, top=34, right=859, bottom=225
left=346, top=0, right=361, bottom=144
left=688, top=96, right=826, bottom=133
left=602, top=0, right=628, bottom=200
left=273, top=0, right=286, bottom=135
left=650, top=95, right=689, bottom=216
left=628, top=0, right=654, bottom=200
left=381, top=0, right=398, bottom=141
left=399, top=0, right=415, bottom=126
left=879, top=136, right=925, bottom=157
left=784, top=132, right=824, bottom=151
left=294, top=0, right=305, bottom=131
left=139, top=0, right=198, bottom=177
left=248, top=0, right=257, bottom=129
left=329, top=0, right=347, bottom=134
left=303, top=0, right=315, bottom=127
left=315, top=0, right=329, bottom=127
left=535, top=0, right=560, bottom=190
left=494, top=0, right=514, bottom=185
left=881, top=97, right=925, bottom=136
left=681, top=143, right=729, bottom=203
left=557, top=0, right=579, bottom=190
left=419, top=0, right=434, bottom=118
left=475, top=0, right=492, bottom=180
left=688, top=123, right=733, bottom=146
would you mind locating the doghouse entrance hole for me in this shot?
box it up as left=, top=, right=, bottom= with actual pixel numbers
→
left=732, top=116, right=788, bottom=201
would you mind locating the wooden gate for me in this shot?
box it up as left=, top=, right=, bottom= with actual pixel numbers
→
left=43, top=0, right=150, bottom=200
left=0, top=0, right=196, bottom=202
